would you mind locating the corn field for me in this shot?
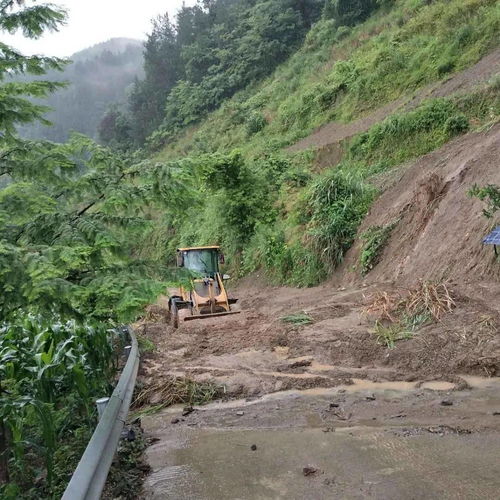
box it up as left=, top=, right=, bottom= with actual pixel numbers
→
left=0, top=315, right=117, bottom=498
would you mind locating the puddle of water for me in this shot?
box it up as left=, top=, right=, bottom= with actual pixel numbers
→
left=164, top=382, right=421, bottom=413
left=420, top=381, right=455, bottom=391
left=147, top=376, right=500, bottom=416
left=309, top=361, right=338, bottom=372
left=183, top=365, right=238, bottom=373
left=254, top=370, right=326, bottom=379
left=324, top=378, right=417, bottom=393
left=461, top=375, right=500, bottom=388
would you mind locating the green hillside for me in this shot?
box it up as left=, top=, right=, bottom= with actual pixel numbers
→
left=160, top=0, right=498, bottom=157
left=135, top=0, right=500, bottom=286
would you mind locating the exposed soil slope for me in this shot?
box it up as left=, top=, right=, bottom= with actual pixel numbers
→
left=287, top=47, right=500, bottom=153
left=342, top=123, right=500, bottom=285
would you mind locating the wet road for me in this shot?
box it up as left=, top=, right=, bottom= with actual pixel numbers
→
left=142, top=380, right=500, bottom=499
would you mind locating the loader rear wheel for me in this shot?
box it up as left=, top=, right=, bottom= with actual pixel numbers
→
left=171, top=299, right=179, bottom=329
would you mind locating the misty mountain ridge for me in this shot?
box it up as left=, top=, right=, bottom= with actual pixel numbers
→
left=17, top=37, right=144, bottom=142
left=70, top=37, right=143, bottom=62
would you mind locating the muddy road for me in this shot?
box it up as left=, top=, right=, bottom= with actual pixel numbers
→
left=138, top=279, right=499, bottom=400
left=142, top=378, right=500, bottom=499
left=135, top=277, right=500, bottom=499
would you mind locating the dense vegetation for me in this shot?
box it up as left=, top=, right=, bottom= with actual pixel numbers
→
left=0, top=2, right=180, bottom=497
left=16, top=38, right=143, bottom=142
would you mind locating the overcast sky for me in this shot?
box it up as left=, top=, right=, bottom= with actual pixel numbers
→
left=3, top=0, right=195, bottom=57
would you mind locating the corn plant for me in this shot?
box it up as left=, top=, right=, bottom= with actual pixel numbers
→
left=0, top=316, right=116, bottom=495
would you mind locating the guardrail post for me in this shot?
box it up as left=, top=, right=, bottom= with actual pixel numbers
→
left=95, top=397, right=110, bottom=421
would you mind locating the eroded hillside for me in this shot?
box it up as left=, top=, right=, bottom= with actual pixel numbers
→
left=136, top=125, right=500, bottom=403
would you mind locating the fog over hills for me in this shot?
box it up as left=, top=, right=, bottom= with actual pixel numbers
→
left=17, top=37, right=144, bottom=142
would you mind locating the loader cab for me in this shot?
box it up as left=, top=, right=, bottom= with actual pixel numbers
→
left=176, top=246, right=224, bottom=278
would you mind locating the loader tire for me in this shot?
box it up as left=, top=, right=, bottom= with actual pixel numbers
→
left=171, top=299, right=179, bottom=329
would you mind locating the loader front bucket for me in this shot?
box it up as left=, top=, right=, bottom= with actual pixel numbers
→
left=184, top=310, right=241, bottom=322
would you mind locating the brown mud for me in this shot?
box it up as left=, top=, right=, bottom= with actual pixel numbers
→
left=137, top=275, right=499, bottom=402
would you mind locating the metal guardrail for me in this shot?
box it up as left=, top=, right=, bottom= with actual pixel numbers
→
left=62, top=326, right=140, bottom=500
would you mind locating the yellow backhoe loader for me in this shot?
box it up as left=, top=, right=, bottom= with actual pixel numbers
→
left=168, top=246, right=239, bottom=328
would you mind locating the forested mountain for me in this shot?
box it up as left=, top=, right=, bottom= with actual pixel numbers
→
left=16, top=38, right=143, bottom=142
left=99, top=0, right=326, bottom=148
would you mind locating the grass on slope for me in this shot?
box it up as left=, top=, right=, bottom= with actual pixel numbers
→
left=157, top=0, right=499, bottom=160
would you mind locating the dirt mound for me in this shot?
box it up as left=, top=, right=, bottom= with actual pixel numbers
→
left=342, top=123, right=500, bottom=285
left=138, top=278, right=499, bottom=401
left=288, top=47, right=500, bottom=153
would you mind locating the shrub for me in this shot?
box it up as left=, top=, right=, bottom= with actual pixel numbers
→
left=469, top=184, right=500, bottom=218
left=335, top=25, right=351, bottom=40
left=245, top=112, right=267, bottom=135
left=306, top=169, right=376, bottom=269
left=373, top=321, right=412, bottom=349
left=443, top=114, right=469, bottom=135
left=241, top=223, right=325, bottom=287
left=489, top=73, right=500, bottom=91
left=437, top=60, right=455, bottom=76
left=348, top=98, right=470, bottom=165
left=359, top=221, right=397, bottom=274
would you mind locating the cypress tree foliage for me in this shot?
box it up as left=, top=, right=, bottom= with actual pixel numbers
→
left=0, top=2, right=187, bottom=324
left=0, top=0, right=67, bottom=140
left=0, top=2, right=191, bottom=495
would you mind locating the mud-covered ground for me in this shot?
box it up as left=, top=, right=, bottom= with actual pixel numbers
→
left=136, top=278, right=500, bottom=499
left=142, top=376, right=500, bottom=499
left=137, top=279, right=499, bottom=401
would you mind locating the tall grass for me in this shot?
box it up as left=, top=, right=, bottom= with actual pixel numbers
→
left=306, top=170, right=376, bottom=270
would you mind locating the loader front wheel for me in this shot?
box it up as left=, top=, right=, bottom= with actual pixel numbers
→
left=171, top=299, right=179, bottom=329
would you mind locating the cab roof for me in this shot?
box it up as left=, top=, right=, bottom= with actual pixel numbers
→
left=177, top=246, right=220, bottom=252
